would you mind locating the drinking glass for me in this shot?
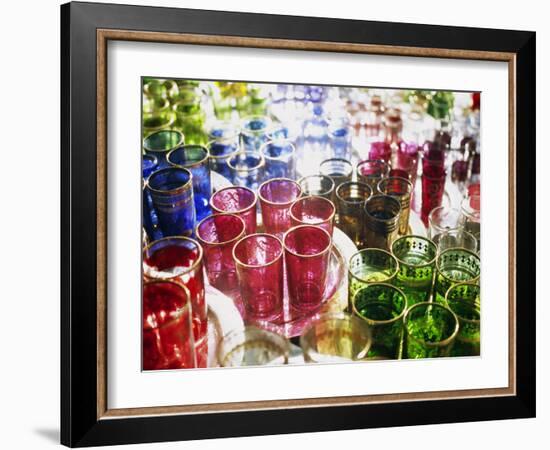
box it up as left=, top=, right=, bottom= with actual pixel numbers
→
left=142, top=111, right=176, bottom=138
left=445, top=282, right=481, bottom=356
left=289, top=196, right=336, bottom=236
left=167, top=145, right=212, bottom=221
left=327, top=118, right=352, bottom=160
left=143, top=79, right=178, bottom=100
left=233, top=233, right=284, bottom=322
left=143, top=237, right=207, bottom=367
left=298, top=175, right=335, bottom=201
left=391, top=235, right=437, bottom=306
left=377, top=177, right=413, bottom=235
left=142, top=280, right=195, bottom=370
left=227, top=151, right=265, bottom=190
left=210, top=186, right=258, bottom=235
left=433, top=229, right=478, bottom=253
left=207, top=122, right=240, bottom=180
left=240, top=115, right=272, bottom=152
left=434, top=248, right=481, bottom=304
left=356, top=159, right=390, bottom=191
left=142, top=154, right=159, bottom=179
left=300, top=312, right=372, bottom=363
left=260, top=139, right=296, bottom=179
left=335, top=181, right=372, bottom=248
left=143, top=129, right=184, bottom=168
left=172, top=91, right=207, bottom=145
left=368, top=141, right=392, bottom=163
left=364, top=194, right=401, bottom=251
left=258, top=178, right=302, bottom=237
left=428, top=206, right=462, bottom=238
left=319, top=158, right=353, bottom=190
left=146, top=167, right=195, bottom=238
left=460, top=194, right=481, bottom=248
left=195, top=213, right=246, bottom=296
left=217, top=326, right=289, bottom=367
left=421, top=159, right=447, bottom=225
left=352, top=283, right=407, bottom=359
left=283, top=225, right=332, bottom=315
left=392, top=141, right=419, bottom=183
left=403, top=302, right=459, bottom=359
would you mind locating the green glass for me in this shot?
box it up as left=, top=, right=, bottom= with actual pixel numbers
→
left=143, top=79, right=178, bottom=100
left=172, top=100, right=207, bottom=145
left=143, top=130, right=185, bottom=166
left=427, top=91, right=454, bottom=120
left=404, top=302, right=459, bottom=359
left=391, top=235, right=437, bottom=306
left=445, top=282, right=481, bottom=357
left=352, top=283, right=407, bottom=360
left=434, top=249, right=480, bottom=304
left=348, top=249, right=399, bottom=312
left=143, top=97, right=171, bottom=114
left=143, top=111, right=176, bottom=138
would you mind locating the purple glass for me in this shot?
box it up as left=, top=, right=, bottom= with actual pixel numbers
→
left=421, top=158, right=447, bottom=225
left=258, top=179, right=302, bottom=237
left=283, top=225, right=332, bottom=315
left=196, top=214, right=246, bottom=296
left=289, top=196, right=336, bottom=236
left=233, top=234, right=284, bottom=322
left=210, top=186, right=258, bottom=235
left=368, top=141, right=392, bottom=163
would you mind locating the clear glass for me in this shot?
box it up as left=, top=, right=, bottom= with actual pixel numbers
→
left=298, top=175, right=335, bottom=201
left=428, top=206, right=462, bottom=238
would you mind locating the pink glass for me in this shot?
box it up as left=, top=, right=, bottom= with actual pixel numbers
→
left=392, top=141, right=419, bottom=183
left=233, top=234, right=284, bottom=322
left=422, top=141, right=446, bottom=167
left=143, top=280, right=195, bottom=370
left=258, top=178, right=302, bottom=237
left=368, top=141, right=392, bottom=163
left=210, top=186, right=258, bottom=235
left=283, top=225, right=332, bottom=315
left=196, top=213, right=246, bottom=296
left=356, top=159, right=390, bottom=190
left=143, top=237, right=207, bottom=367
left=421, top=158, right=447, bottom=226
left=289, top=196, right=335, bottom=236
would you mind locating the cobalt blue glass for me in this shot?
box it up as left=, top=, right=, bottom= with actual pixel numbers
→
left=328, top=117, right=352, bottom=160
left=143, top=130, right=185, bottom=168
left=167, top=145, right=212, bottom=221
left=207, top=122, right=240, bottom=180
left=260, top=139, right=296, bottom=180
left=142, top=185, right=163, bottom=242
left=147, top=167, right=196, bottom=237
left=241, top=116, right=271, bottom=152
left=227, top=151, right=265, bottom=191
left=142, top=154, right=159, bottom=179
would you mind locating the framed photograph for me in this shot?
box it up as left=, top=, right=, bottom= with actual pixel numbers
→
left=61, top=1, right=535, bottom=447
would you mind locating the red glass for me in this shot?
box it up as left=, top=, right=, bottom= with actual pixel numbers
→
left=422, top=141, right=446, bottom=167
left=368, top=141, right=392, bottom=163
left=210, top=186, right=257, bottom=235
left=196, top=213, right=245, bottom=296
left=233, top=234, right=284, bottom=322
left=283, top=225, right=332, bottom=314
left=393, top=141, right=419, bottom=182
left=258, top=178, right=302, bottom=237
left=289, top=195, right=335, bottom=236
left=143, top=237, right=207, bottom=367
left=143, top=280, right=195, bottom=370
left=421, top=159, right=447, bottom=226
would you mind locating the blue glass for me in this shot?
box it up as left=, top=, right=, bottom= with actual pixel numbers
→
left=167, top=145, right=212, bottom=221
left=142, top=154, right=159, bottom=179
left=241, top=116, right=271, bottom=152
left=328, top=118, right=352, bottom=160
left=142, top=185, right=163, bottom=242
left=207, top=123, right=240, bottom=180
left=143, top=130, right=184, bottom=168
left=261, top=140, right=296, bottom=180
left=299, top=105, right=329, bottom=176
left=227, top=151, right=265, bottom=191
left=147, top=167, right=196, bottom=237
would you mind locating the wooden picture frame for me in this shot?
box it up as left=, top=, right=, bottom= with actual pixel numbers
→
left=61, top=1, right=535, bottom=446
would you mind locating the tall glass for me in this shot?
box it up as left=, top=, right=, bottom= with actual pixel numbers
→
left=364, top=194, right=401, bottom=251
left=210, top=186, right=258, bottom=235
left=391, top=235, right=437, bottom=306
left=335, top=181, right=372, bottom=248
left=460, top=194, right=481, bottom=248
left=421, top=159, right=447, bottom=225
left=434, top=248, right=481, bottom=304
left=207, top=122, right=240, bottom=180
left=258, top=178, right=302, bottom=237
left=142, top=280, right=195, bottom=370
left=260, top=139, right=296, bottom=179
left=227, top=151, right=265, bottom=190
left=298, top=175, right=335, bottom=201
left=300, top=312, right=372, bottom=363
left=195, top=213, right=246, bottom=296
left=167, top=145, right=212, bottom=221
left=143, top=129, right=184, bottom=168
left=428, top=206, right=462, bottom=238
left=445, top=282, right=481, bottom=356
left=352, top=283, right=407, bottom=359
left=356, top=159, right=390, bottom=191
left=284, top=225, right=332, bottom=315
left=240, top=115, right=271, bottom=152
left=403, top=302, right=459, bottom=359
left=289, top=196, right=336, bottom=236
left=233, top=234, right=284, bottom=322
left=377, top=177, right=413, bottom=235
left=146, top=167, right=195, bottom=238
left=143, top=237, right=207, bottom=367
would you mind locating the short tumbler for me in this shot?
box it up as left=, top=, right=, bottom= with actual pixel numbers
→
left=227, top=151, right=265, bottom=190
left=445, top=282, right=481, bottom=356
left=210, top=186, right=258, bottom=235
left=364, top=194, right=401, bottom=251
left=289, top=196, right=335, bottom=236
left=258, top=178, right=302, bottom=237
left=143, top=129, right=184, bottom=168
left=336, top=181, right=373, bottom=248
left=434, top=248, right=481, bottom=304
left=260, top=139, right=297, bottom=179
left=377, top=177, right=413, bottom=235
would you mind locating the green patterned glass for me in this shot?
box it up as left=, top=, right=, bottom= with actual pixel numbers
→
left=352, top=283, right=407, bottom=360
left=391, top=235, right=437, bottom=306
left=445, top=282, right=481, bottom=356
left=142, top=111, right=176, bottom=138
left=434, top=248, right=480, bottom=304
left=404, top=302, right=459, bottom=359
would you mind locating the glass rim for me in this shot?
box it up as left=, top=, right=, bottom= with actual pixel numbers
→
left=143, top=236, right=204, bottom=280
left=195, top=213, right=246, bottom=247
left=232, top=233, right=284, bottom=269
left=461, top=193, right=481, bottom=219
left=142, top=129, right=185, bottom=153
left=227, top=151, right=265, bottom=172
left=259, top=139, right=296, bottom=161
left=377, top=176, right=414, bottom=197
left=142, top=279, right=192, bottom=331
left=166, top=144, right=210, bottom=169
left=351, top=282, right=408, bottom=326
left=298, top=174, right=336, bottom=197
left=206, top=139, right=239, bottom=160
left=240, top=115, right=272, bottom=133
left=436, top=228, right=478, bottom=252
left=319, top=158, right=354, bottom=178
left=428, top=206, right=461, bottom=230
left=348, top=248, right=399, bottom=282
left=403, top=301, right=460, bottom=347
left=335, top=181, right=373, bottom=205
left=356, top=159, right=389, bottom=178
left=145, top=167, right=193, bottom=195
left=289, top=195, right=336, bottom=225
left=282, top=225, right=332, bottom=259
left=444, top=281, right=481, bottom=325
left=210, top=185, right=258, bottom=214
left=436, top=248, right=481, bottom=283
left=257, top=178, right=302, bottom=207
left=391, top=235, right=438, bottom=268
